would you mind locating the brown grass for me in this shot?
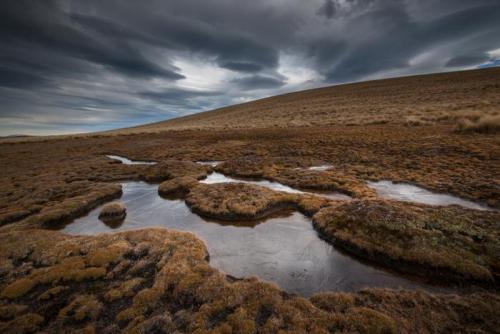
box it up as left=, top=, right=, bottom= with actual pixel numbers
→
left=311, top=289, right=500, bottom=333
left=185, top=181, right=335, bottom=221
left=216, top=157, right=376, bottom=199
left=28, top=183, right=123, bottom=229
left=98, top=201, right=126, bottom=222
left=140, top=159, right=210, bottom=182
left=185, top=183, right=297, bottom=220
left=1, top=228, right=499, bottom=333
left=0, top=68, right=498, bottom=332
left=313, top=200, right=500, bottom=283
left=158, top=176, right=198, bottom=197
left=456, top=114, right=500, bottom=133
left=128, top=68, right=500, bottom=133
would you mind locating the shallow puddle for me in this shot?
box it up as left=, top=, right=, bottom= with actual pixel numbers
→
left=368, top=180, right=492, bottom=211
left=106, top=155, right=157, bottom=165
left=201, top=172, right=352, bottom=200
left=58, top=181, right=451, bottom=296
left=307, top=165, right=333, bottom=171
left=196, top=161, right=224, bottom=167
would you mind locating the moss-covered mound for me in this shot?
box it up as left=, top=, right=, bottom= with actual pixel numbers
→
left=141, top=160, right=209, bottom=183
left=185, top=183, right=297, bottom=220
left=21, top=183, right=123, bottom=229
left=1, top=228, right=499, bottom=333
left=217, top=157, right=376, bottom=199
left=313, top=200, right=500, bottom=283
left=98, top=202, right=126, bottom=223
left=0, top=229, right=500, bottom=333
left=158, top=176, right=198, bottom=198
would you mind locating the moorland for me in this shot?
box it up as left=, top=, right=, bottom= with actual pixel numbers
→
left=0, top=68, right=499, bottom=333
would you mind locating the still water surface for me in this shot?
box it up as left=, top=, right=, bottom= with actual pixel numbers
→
left=201, top=172, right=352, bottom=201
left=59, top=181, right=451, bottom=296
left=368, top=180, right=492, bottom=211
left=107, top=155, right=157, bottom=165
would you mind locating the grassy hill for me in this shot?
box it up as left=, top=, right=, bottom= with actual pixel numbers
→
left=134, top=67, right=500, bottom=132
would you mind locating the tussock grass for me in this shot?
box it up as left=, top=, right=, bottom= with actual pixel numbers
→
left=313, top=200, right=500, bottom=283
left=217, top=156, right=376, bottom=199
left=24, top=183, right=123, bottom=228
left=186, top=183, right=297, bottom=220
left=1, top=228, right=499, bottom=333
left=98, top=201, right=126, bottom=222
left=405, top=115, right=433, bottom=127
left=0, top=68, right=499, bottom=332
left=185, top=181, right=332, bottom=221
left=136, top=68, right=500, bottom=131
left=141, top=160, right=210, bottom=182
left=158, top=176, right=198, bottom=197
left=456, top=114, right=500, bottom=134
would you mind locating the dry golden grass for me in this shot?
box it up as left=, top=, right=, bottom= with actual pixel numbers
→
left=456, top=114, right=500, bottom=133
left=185, top=181, right=335, bottom=221
left=140, top=160, right=210, bottom=183
left=185, top=183, right=296, bottom=220
left=1, top=68, right=498, bottom=144
left=1, top=228, right=499, bottom=333
left=23, top=183, right=123, bottom=229
left=134, top=68, right=500, bottom=132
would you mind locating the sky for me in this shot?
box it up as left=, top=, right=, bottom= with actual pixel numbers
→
left=1, top=0, right=499, bottom=136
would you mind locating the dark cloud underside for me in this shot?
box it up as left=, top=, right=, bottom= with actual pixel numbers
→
left=0, top=0, right=499, bottom=135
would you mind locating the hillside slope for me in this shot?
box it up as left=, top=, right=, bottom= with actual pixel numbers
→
left=135, top=68, right=500, bottom=131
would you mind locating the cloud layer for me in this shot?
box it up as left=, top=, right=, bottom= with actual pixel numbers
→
left=1, top=0, right=499, bottom=135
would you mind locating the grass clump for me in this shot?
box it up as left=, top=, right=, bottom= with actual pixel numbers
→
left=217, top=156, right=375, bottom=200
left=186, top=183, right=297, bottom=220
left=37, top=286, right=68, bottom=301
left=0, top=228, right=499, bottom=333
left=313, top=200, right=500, bottom=283
left=456, top=114, right=500, bottom=134
left=98, top=201, right=126, bottom=223
left=104, top=278, right=144, bottom=302
left=23, top=183, right=123, bottom=228
left=141, top=160, right=210, bottom=182
left=0, top=304, right=28, bottom=321
left=86, top=240, right=131, bottom=267
left=0, top=313, right=44, bottom=334
left=58, top=295, right=102, bottom=322
left=405, top=115, right=433, bottom=127
left=1, top=278, right=36, bottom=300
left=158, top=176, right=198, bottom=197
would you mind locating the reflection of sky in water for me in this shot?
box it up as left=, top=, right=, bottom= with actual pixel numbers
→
left=106, top=155, right=157, bottom=165
left=368, top=181, right=492, bottom=211
left=307, top=165, right=333, bottom=171
left=60, top=181, right=453, bottom=296
left=196, top=161, right=224, bottom=167
left=201, top=172, right=352, bottom=200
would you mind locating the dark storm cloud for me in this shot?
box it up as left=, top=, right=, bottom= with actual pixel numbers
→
left=321, top=1, right=500, bottom=82
left=0, top=0, right=499, bottom=135
left=445, top=55, right=490, bottom=68
left=0, top=1, right=185, bottom=81
left=0, top=67, right=48, bottom=89
left=317, top=0, right=338, bottom=19
left=231, top=75, right=286, bottom=91
left=69, top=11, right=279, bottom=74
